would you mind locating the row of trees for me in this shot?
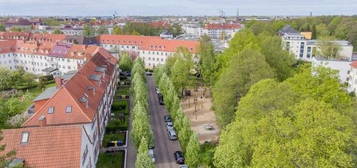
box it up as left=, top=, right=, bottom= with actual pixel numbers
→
left=245, top=16, right=357, bottom=51
left=130, top=59, right=155, bottom=168
left=118, top=53, right=133, bottom=72
left=112, top=22, right=183, bottom=37
left=83, top=24, right=109, bottom=37
left=154, top=67, right=200, bottom=168
left=207, top=29, right=296, bottom=127
left=214, top=65, right=357, bottom=167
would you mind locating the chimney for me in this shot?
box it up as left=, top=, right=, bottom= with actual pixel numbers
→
left=54, top=77, right=63, bottom=88
left=38, top=115, right=47, bottom=127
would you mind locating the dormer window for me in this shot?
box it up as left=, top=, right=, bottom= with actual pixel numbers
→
left=21, top=132, right=29, bottom=144
left=48, top=106, right=55, bottom=114
left=65, top=106, right=72, bottom=113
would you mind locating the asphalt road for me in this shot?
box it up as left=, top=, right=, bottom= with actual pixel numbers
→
left=147, top=76, right=182, bottom=168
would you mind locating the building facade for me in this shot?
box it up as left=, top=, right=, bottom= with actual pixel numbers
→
left=1, top=49, right=119, bottom=168
left=348, top=61, right=357, bottom=94
left=279, top=25, right=353, bottom=61
left=97, top=35, right=199, bottom=68
left=0, top=38, right=100, bottom=75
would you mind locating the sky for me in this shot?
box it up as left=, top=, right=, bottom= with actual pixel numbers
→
left=0, top=0, right=357, bottom=16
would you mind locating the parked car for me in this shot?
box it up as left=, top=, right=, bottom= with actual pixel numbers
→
left=145, top=72, right=152, bottom=76
left=179, top=165, right=188, bottom=168
left=166, top=121, right=173, bottom=127
left=174, top=151, right=185, bottom=164
left=164, top=115, right=172, bottom=122
left=148, top=149, right=155, bottom=163
left=168, top=129, right=177, bottom=141
left=166, top=124, right=174, bottom=132
left=158, top=93, right=164, bottom=105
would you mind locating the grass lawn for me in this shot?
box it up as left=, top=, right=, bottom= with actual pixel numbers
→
left=115, top=87, right=130, bottom=96
left=106, top=117, right=128, bottom=132
left=112, top=100, right=129, bottom=115
left=96, top=151, right=125, bottom=168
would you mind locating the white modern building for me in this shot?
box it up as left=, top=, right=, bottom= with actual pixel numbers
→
left=279, top=25, right=354, bottom=83
left=280, top=25, right=353, bottom=61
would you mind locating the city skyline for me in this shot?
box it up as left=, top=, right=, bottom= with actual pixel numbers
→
left=0, top=0, right=357, bottom=16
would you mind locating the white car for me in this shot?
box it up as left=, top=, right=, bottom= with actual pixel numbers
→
left=148, top=149, right=155, bottom=163
left=179, top=165, right=188, bottom=168
left=155, top=88, right=160, bottom=94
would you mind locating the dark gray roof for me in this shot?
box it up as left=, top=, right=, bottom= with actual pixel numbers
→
left=42, top=67, right=58, bottom=73
left=279, top=25, right=299, bottom=34
left=89, top=74, right=101, bottom=81
left=33, top=86, right=58, bottom=101
left=61, top=71, right=77, bottom=80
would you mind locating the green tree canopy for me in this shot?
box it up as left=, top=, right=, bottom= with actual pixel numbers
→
left=135, top=137, right=155, bottom=168
left=214, top=66, right=356, bottom=167
left=112, top=26, right=122, bottom=35
left=52, top=29, right=63, bottom=34
left=119, top=53, right=133, bottom=72
left=212, top=48, right=275, bottom=126
left=185, top=133, right=200, bottom=168
left=199, top=35, right=216, bottom=85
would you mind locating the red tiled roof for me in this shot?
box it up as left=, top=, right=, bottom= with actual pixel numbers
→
left=23, top=49, right=117, bottom=127
left=0, top=40, right=17, bottom=53
left=0, top=39, right=100, bottom=59
left=204, top=23, right=241, bottom=30
left=0, top=32, right=66, bottom=43
left=97, top=35, right=199, bottom=53
left=0, top=125, right=82, bottom=168
left=351, top=61, right=357, bottom=69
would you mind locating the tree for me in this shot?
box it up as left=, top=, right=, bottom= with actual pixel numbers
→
left=212, top=48, right=275, bottom=127
left=185, top=133, right=200, bottom=168
left=112, top=26, right=122, bottom=35
left=199, top=35, right=216, bottom=85
left=52, top=29, right=63, bottom=34
left=0, top=130, right=16, bottom=168
left=0, top=24, right=5, bottom=31
left=216, top=30, right=260, bottom=71
left=135, top=137, right=155, bottom=168
left=96, top=26, right=108, bottom=35
left=131, top=101, right=152, bottom=147
left=214, top=79, right=355, bottom=167
left=170, top=48, right=194, bottom=96
left=83, top=24, right=95, bottom=37
left=317, top=36, right=342, bottom=59
left=9, top=27, right=22, bottom=32
left=119, top=53, right=133, bottom=72
left=257, top=34, right=296, bottom=81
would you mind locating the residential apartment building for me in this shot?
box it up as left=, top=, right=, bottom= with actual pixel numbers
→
left=97, top=35, right=199, bottom=68
left=279, top=25, right=353, bottom=61
left=0, top=49, right=119, bottom=168
left=202, top=23, right=241, bottom=40
left=279, top=25, right=354, bottom=84
left=182, top=23, right=241, bottom=40
left=348, top=61, right=357, bottom=94
left=0, top=38, right=100, bottom=75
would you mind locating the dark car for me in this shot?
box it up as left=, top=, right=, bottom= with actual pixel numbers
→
left=158, top=93, right=164, bottom=105
left=174, top=151, right=185, bottom=164
left=164, top=115, right=172, bottom=122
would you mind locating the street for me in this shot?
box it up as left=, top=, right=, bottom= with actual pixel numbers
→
left=147, top=76, right=182, bottom=168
